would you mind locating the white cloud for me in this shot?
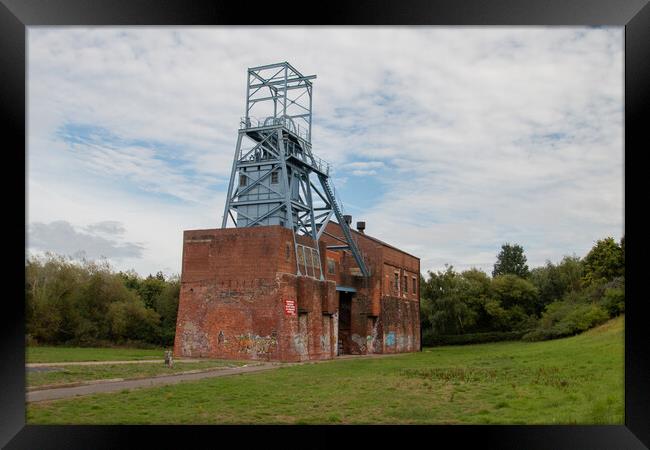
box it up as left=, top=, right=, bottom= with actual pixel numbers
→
left=29, top=220, right=144, bottom=260
left=27, top=27, right=623, bottom=276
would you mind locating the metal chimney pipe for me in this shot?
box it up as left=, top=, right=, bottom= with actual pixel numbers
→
left=356, top=221, right=366, bottom=233
left=343, top=215, right=352, bottom=225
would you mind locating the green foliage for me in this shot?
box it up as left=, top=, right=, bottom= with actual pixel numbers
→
left=492, top=243, right=530, bottom=278
left=522, top=302, right=609, bottom=341
left=421, top=235, right=624, bottom=345
left=529, top=256, right=583, bottom=308
left=421, top=266, right=479, bottom=335
left=27, top=317, right=624, bottom=425
left=154, top=277, right=181, bottom=345
left=582, top=237, right=624, bottom=286
left=25, top=253, right=180, bottom=347
left=107, top=297, right=161, bottom=343
left=491, top=274, right=539, bottom=316
left=422, top=329, right=529, bottom=346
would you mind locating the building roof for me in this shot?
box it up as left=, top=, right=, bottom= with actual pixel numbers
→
left=326, top=220, right=420, bottom=261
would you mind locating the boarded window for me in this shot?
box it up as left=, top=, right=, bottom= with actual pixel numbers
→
left=296, top=244, right=321, bottom=279
left=239, top=174, right=247, bottom=187
left=297, top=245, right=306, bottom=268
left=327, top=258, right=336, bottom=274
left=404, top=275, right=408, bottom=295
left=394, top=272, right=400, bottom=295
left=412, top=276, right=417, bottom=294
left=271, top=171, right=279, bottom=184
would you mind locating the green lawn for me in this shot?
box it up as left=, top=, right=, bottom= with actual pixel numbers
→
left=27, top=316, right=624, bottom=425
left=27, top=361, right=248, bottom=388
left=27, top=346, right=168, bottom=363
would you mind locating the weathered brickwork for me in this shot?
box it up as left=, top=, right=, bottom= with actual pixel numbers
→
left=174, top=223, right=420, bottom=362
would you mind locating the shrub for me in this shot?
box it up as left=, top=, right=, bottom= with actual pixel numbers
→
left=600, top=287, right=625, bottom=317
left=423, top=329, right=530, bottom=346
left=108, top=298, right=161, bottom=344
left=523, top=302, right=609, bottom=341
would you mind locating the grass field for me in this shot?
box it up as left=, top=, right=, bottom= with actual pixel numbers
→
left=27, top=316, right=624, bottom=425
left=27, top=361, right=248, bottom=388
left=27, top=346, right=168, bottom=363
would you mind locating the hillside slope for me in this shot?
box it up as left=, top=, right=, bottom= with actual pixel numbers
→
left=28, top=316, right=624, bottom=424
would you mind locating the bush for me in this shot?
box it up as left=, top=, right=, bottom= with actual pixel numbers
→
left=600, top=287, right=625, bottom=316
left=523, top=302, right=609, bottom=341
left=25, top=253, right=180, bottom=347
left=108, top=298, right=161, bottom=344
left=423, top=329, right=530, bottom=346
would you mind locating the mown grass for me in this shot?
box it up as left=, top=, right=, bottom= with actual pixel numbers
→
left=27, top=316, right=624, bottom=425
left=27, top=346, right=168, bottom=363
left=27, top=361, right=247, bottom=388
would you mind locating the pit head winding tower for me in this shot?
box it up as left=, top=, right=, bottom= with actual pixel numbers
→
left=174, top=62, right=421, bottom=361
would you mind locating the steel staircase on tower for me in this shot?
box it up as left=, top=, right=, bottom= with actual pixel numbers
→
left=318, top=174, right=370, bottom=277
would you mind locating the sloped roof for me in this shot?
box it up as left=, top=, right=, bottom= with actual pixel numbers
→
left=326, top=220, right=420, bottom=261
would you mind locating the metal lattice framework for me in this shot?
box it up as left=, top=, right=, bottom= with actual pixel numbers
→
left=222, top=62, right=369, bottom=278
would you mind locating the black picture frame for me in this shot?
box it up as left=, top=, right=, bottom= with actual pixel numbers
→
left=1, top=0, right=648, bottom=448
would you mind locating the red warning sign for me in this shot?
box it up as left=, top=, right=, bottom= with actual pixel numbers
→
left=284, top=299, right=297, bottom=316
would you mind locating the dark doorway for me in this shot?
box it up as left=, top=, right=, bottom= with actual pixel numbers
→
left=338, top=292, right=352, bottom=355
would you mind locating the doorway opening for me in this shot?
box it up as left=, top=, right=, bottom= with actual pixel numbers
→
left=338, top=292, right=353, bottom=355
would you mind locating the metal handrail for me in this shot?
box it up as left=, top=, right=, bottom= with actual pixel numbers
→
left=284, top=141, right=330, bottom=176
left=240, top=116, right=310, bottom=142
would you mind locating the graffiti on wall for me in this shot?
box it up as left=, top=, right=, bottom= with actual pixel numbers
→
left=385, top=331, right=396, bottom=346
left=351, top=334, right=367, bottom=353
left=321, top=315, right=331, bottom=354
left=180, top=321, right=211, bottom=357
left=293, top=313, right=309, bottom=358
left=235, top=332, right=278, bottom=358
left=367, top=318, right=380, bottom=354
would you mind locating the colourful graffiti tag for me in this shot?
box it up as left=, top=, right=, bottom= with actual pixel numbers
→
left=386, top=332, right=396, bottom=346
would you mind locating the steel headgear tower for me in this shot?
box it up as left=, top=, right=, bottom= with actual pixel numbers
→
left=222, top=62, right=369, bottom=278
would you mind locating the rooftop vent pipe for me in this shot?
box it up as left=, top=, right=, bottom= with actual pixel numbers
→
left=356, top=221, right=366, bottom=233
left=343, top=215, right=352, bottom=225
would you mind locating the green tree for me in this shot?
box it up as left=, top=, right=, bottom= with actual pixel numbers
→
left=420, top=266, right=480, bottom=335
left=138, top=274, right=166, bottom=309
left=529, top=255, right=583, bottom=308
left=582, top=237, right=624, bottom=286
left=491, top=274, right=540, bottom=317
left=153, top=275, right=181, bottom=345
left=493, top=243, right=530, bottom=278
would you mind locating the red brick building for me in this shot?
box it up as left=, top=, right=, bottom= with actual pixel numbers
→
left=173, top=220, right=421, bottom=362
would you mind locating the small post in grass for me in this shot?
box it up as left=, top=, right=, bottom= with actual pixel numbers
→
left=164, top=350, right=174, bottom=368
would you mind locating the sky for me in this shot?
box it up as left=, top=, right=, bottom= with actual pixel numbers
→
left=26, top=27, right=624, bottom=277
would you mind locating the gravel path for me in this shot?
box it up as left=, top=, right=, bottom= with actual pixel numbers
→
left=26, top=352, right=406, bottom=403
left=27, top=359, right=202, bottom=368
left=27, top=363, right=278, bottom=402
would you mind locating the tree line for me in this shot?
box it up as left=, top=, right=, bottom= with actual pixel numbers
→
left=420, top=237, right=625, bottom=345
left=25, top=254, right=179, bottom=347
left=25, top=236, right=624, bottom=348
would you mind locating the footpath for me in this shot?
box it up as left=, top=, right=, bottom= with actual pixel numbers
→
left=27, top=352, right=405, bottom=403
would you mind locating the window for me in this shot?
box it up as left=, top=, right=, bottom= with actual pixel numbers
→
left=403, top=275, right=408, bottom=296
left=394, top=272, right=400, bottom=294
left=412, top=276, right=417, bottom=294
left=239, top=174, right=247, bottom=187
left=327, top=258, right=336, bottom=275
left=271, top=171, right=279, bottom=184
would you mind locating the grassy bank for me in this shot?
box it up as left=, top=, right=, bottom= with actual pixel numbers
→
left=27, top=346, right=168, bottom=363
left=27, top=316, right=624, bottom=424
left=27, top=361, right=247, bottom=388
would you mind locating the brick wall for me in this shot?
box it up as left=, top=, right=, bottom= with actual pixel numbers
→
left=174, top=226, right=338, bottom=362
left=174, top=222, right=421, bottom=362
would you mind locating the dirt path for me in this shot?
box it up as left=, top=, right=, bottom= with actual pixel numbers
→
left=27, top=352, right=408, bottom=403
left=27, top=359, right=204, bottom=367
left=27, top=363, right=279, bottom=402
